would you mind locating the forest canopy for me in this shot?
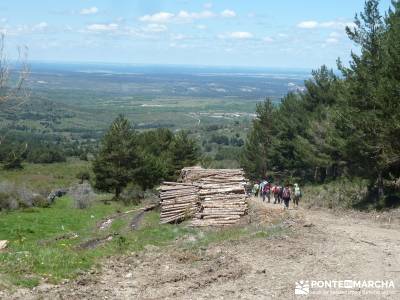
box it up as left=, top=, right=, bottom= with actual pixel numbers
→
left=241, top=0, right=400, bottom=206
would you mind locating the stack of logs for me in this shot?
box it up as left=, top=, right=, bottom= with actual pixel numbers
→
left=159, top=182, right=199, bottom=224
left=159, top=167, right=248, bottom=226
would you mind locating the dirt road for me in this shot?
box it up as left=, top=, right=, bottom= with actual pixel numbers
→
left=4, top=199, right=400, bottom=299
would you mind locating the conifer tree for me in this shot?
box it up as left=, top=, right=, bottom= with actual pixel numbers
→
left=241, top=99, right=275, bottom=180
left=338, top=0, right=389, bottom=198
left=168, top=131, right=200, bottom=179
left=93, top=115, right=140, bottom=198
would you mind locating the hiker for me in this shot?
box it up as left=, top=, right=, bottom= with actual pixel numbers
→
left=263, top=182, right=271, bottom=203
left=252, top=182, right=260, bottom=197
left=272, top=185, right=280, bottom=204
left=259, top=179, right=267, bottom=200
left=293, top=183, right=302, bottom=208
left=282, top=184, right=291, bottom=209
left=277, top=184, right=283, bottom=204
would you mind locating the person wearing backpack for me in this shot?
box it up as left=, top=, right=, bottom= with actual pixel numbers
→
left=293, top=183, right=302, bottom=208
left=252, top=182, right=260, bottom=197
left=272, top=185, right=282, bottom=204
left=282, top=184, right=291, bottom=209
left=263, top=182, right=271, bottom=203
left=277, top=184, right=283, bottom=204
left=259, top=179, right=267, bottom=200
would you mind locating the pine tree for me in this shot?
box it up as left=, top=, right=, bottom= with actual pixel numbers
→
left=338, top=0, right=388, bottom=198
left=379, top=0, right=400, bottom=184
left=92, top=115, right=140, bottom=198
left=168, top=131, right=200, bottom=179
left=296, top=66, right=345, bottom=181
left=135, top=153, right=167, bottom=190
left=271, top=93, right=308, bottom=179
left=241, top=98, right=275, bottom=180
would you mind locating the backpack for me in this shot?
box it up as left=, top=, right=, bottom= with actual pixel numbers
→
left=282, top=188, right=290, bottom=199
left=263, top=183, right=270, bottom=193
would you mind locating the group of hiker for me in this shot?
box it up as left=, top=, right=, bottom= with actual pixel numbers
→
left=251, top=180, right=302, bottom=209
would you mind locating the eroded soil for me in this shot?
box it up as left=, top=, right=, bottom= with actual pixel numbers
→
left=3, top=199, right=400, bottom=300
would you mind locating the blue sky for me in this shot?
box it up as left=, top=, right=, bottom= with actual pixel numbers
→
left=0, top=0, right=393, bottom=69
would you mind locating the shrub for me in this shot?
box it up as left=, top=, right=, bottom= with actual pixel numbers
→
left=119, top=183, right=143, bottom=206
left=69, top=182, right=96, bottom=209
left=0, top=182, right=46, bottom=211
left=302, top=178, right=368, bottom=210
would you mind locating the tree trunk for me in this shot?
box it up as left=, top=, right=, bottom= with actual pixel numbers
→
left=377, top=172, right=384, bottom=200
left=115, top=186, right=121, bottom=199
left=314, top=167, right=319, bottom=182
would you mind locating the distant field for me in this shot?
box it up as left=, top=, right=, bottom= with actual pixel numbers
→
left=0, top=64, right=309, bottom=169
left=1, top=64, right=308, bottom=141
left=1, top=63, right=308, bottom=133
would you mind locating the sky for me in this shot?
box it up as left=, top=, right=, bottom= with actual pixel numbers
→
left=0, top=0, right=393, bottom=69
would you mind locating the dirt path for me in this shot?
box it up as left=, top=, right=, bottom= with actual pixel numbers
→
left=4, top=199, right=400, bottom=299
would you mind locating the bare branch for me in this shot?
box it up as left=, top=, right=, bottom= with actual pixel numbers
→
left=0, top=33, right=30, bottom=103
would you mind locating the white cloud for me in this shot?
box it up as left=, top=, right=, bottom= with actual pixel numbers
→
left=204, top=2, right=213, bottom=9
left=221, top=31, right=253, bottom=39
left=143, top=23, right=168, bottom=33
left=325, top=37, right=339, bottom=44
left=171, top=33, right=186, bottom=40
left=329, top=32, right=341, bottom=38
left=169, top=42, right=189, bottom=49
left=263, top=36, right=273, bottom=43
left=297, top=20, right=318, bottom=29
left=298, top=20, right=356, bottom=30
left=86, top=23, right=119, bottom=32
left=33, top=22, right=48, bottom=31
left=139, top=10, right=215, bottom=23
left=80, top=7, right=99, bottom=15
left=196, top=24, right=207, bottom=30
left=221, top=9, right=236, bottom=18
left=139, top=12, right=174, bottom=23
left=176, top=10, right=215, bottom=22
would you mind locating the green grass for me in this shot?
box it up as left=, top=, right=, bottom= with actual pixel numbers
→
left=0, top=193, right=289, bottom=289
left=0, top=196, right=193, bottom=288
left=0, top=158, right=91, bottom=193
left=302, top=178, right=369, bottom=210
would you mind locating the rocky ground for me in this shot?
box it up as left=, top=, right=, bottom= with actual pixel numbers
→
left=2, top=199, right=400, bottom=300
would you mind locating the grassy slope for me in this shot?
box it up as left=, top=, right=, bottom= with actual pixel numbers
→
left=0, top=159, right=91, bottom=193
left=0, top=196, right=288, bottom=289
left=0, top=196, right=193, bottom=288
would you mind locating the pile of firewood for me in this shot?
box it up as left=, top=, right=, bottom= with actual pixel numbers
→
left=159, top=167, right=248, bottom=226
left=159, top=182, right=199, bottom=224
left=179, top=167, right=245, bottom=184
left=184, top=168, right=248, bottom=227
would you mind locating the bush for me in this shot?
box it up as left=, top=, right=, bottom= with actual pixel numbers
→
left=302, top=178, right=368, bottom=210
left=27, top=147, right=66, bottom=164
left=0, top=182, right=46, bottom=211
left=0, top=191, right=19, bottom=210
left=69, top=182, right=96, bottom=209
left=119, top=183, right=143, bottom=206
